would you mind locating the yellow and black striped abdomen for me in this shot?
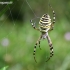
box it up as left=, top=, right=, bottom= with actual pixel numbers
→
left=39, top=14, right=52, bottom=32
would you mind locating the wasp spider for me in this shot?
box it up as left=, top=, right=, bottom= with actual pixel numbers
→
left=30, top=4, right=55, bottom=63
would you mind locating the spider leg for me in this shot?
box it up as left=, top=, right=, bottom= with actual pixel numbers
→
left=52, top=9, right=55, bottom=25
left=49, top=24, right=54, bottom=31
left=30, top=19, right=39, bottom=31
left=46, top=33, right=53, bottom=62
left=38, top=35, right=42, bottom=50
left=33, top=35, right=42, bottom=63
left=49, top=4, right=55, bottom=24
left=49, top=4, right=55, bottom=30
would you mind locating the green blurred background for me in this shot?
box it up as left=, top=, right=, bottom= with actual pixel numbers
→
left=0, top=0, right=70, bottom=70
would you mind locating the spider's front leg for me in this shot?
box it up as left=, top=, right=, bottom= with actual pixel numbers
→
left=30, top=19, right=39, bottom=31
left=49, top=4, right=55, bottom=31
left=33, top=35, right=42, bottom=63
left=49, top=4, right=55, bottom=25
left=49, top=23, right=54, bottom=31
left=50, top=8, right=55, bottom=31
left=46, top=33, right=54, bottom=62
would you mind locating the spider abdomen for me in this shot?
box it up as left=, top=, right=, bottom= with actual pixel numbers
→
left=39, top=14, right=52, bottom=32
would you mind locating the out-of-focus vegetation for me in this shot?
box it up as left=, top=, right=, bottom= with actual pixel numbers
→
left=0, top=66, right=8, bottom=70
left=0, top=0, right=70, bottom=70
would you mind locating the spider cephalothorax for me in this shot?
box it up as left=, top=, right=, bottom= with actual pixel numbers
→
left=30, top=4, right=55, bottom=63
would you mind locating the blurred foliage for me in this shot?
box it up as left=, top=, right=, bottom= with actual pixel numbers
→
left=0, top=0, right=70, bottom=70
left=0, top=66, right=8, bottom=70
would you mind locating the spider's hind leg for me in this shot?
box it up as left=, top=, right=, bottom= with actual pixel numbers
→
left=33, top=35, right=42, bottom=63
left=38, top=36, right=42, bottom=50
left=46, top=33, right=54, bottom=62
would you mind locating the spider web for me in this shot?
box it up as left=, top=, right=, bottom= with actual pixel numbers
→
left=0, top=0, right=24, bottom=34
left=0, top=0, right=27, bottom=57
